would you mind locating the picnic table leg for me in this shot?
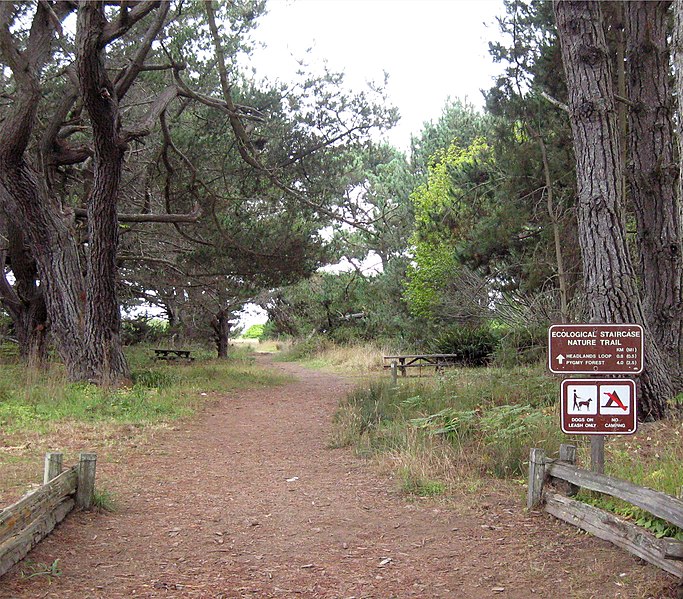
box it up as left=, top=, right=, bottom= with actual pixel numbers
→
left=400, top=358, right=406, bottom=377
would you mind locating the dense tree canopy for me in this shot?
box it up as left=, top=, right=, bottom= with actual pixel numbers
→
left=0, top=0, right=395, bottom=377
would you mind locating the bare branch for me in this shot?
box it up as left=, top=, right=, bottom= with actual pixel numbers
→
left=278, top=125, right=368, bottom=168
left=540, top=90, right=569, bottom=113
left=102, top=0, right=161, bottom=45
left=121, top=85, right=179, bottom=141
left=117, top=254, right=185, bottom=274
left=74, top=202, right=201, bottom=223
left=115, top=1, right=170, bottom=99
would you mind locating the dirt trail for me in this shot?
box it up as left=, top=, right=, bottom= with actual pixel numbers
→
left=0, top=357, right=677, bottom=598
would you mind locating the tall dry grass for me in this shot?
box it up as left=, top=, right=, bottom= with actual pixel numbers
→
left=278, top=337, right=391, bottom=374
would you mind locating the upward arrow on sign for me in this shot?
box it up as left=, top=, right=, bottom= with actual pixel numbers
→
left=556, top=354, right=565, bottom=365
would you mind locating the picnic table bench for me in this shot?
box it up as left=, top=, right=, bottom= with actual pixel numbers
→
left=383, top=354, right=461, bottom=376
left=153, top=348, right=194, bottom=362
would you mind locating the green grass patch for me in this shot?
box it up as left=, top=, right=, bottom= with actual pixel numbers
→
left=332, top=365, right=683, bottom=523
left=399, top=468, right=446, bottom=496
left=0, top=346, right=290, bottom=433
left=330, top=367, right=566, bottom=493
left=92, top=487, right=118, bottom=513
left=576, top=489, right=683, bottom=540
left=20, top=559, right=62, bottom=581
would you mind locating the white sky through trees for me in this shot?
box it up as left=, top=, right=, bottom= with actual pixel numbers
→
left=247, top=0, right=504, bottom=150
left=243, top=0, right=506, bottom=329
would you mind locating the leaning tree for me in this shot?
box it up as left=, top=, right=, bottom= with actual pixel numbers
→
left=0, top=0, right=395, bottom=381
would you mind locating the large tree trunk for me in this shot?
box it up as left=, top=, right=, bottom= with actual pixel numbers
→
left=554, top=0, right=672, bottom=419
left=625, top=1, right=683, bottom=380
left=0, top=2, right=92, bottom=378
left=77, top=1, right=129, bottom=383
left=0, top=1, right=130, bottom=383
left=213, top=309, right=231, bottom=359
left=0, top=214, right=48, bottom=365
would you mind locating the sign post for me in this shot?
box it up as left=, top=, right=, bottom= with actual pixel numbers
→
left=549, top=324, right=642, bottom=473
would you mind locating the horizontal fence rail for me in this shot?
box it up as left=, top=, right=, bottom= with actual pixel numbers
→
left=0, top=452, right=96, bottom=578
left=528, top=445, right=683, bottom=579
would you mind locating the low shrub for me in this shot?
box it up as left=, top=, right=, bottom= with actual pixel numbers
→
left=331, top=368, right=566, bottom=492
left=242, top=324, right=266, bottom=339
left=121, top=317, right=170, bottom=346
left=428, top=325, right=498, bottom=366
left=275, top=335, right=331, bottom=361
left=493, top=325, right=547, bottom=367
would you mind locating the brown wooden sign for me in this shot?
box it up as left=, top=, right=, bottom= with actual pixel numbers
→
left=548, top=324, right=643, bottom=374
left=560, top=379, right=637, bottom=435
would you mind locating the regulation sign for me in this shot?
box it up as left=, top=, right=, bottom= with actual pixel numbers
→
left=548, top=323, right=643, bottom=374
left=560, top=379, right=637, bottom=435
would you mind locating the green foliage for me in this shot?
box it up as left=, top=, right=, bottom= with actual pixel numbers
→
left=121, top=317, right=170, bottom=346
left=577, top=491, right=683, bottom=541
left=429, top=325, right=499, bottom=366
left=492, top=325, right=547, bottom=366
left=404, top=243, right=459, bottom=320
left=20, top=559, right=62, bottom=581
left=411, top=403, right=556, bottom=477
left=242, top=324, right=266, bottom=339
left=262, top=268, right=419, bottom=346
left=411, top=138, right=496, bottom=249
left=331, top=367, right=563, bottom=482
left=484, top=0, right=581, bottom=317
left=406, top=138, right=500, bottom=324
left=92, top=488, right=117, bottom=513
left=410, top=99, right=493, bottom=176
left=277, top=335, right=331, bottom=361
left=131, top=369, right=180, bottom=389
left=399, top=470, right=446, bottom=497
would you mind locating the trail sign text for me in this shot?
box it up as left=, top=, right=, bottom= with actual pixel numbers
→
left=548, top=324, right=643, bottom=374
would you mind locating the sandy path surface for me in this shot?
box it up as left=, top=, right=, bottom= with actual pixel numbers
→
left=0, top=357, right=676, bottom=598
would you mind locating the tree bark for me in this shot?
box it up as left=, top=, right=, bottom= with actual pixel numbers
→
left=554, top=0, right=672, bottom=419
left=625, top=1, right=683, bottom=380
left=77, top=1, right=129, bottom=383
left=0, top=214, right=48, bottom=365
left=213, top=309, right=231, bottom=359
left=0, top=2, right=94, bottom=378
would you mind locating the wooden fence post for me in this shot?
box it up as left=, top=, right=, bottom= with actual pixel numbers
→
left=390, top=361, right=398, bottom=386
left=76, top=453, right=97, bottom=509
left=527, top=448, right=546, bottom=510
left=591, top=435, right=605, bottom=474
left=559, top=443, right=576, bottom=464
left=43, top=452, right=63, bottom=485
left=559, top=443, right=579, bottom=496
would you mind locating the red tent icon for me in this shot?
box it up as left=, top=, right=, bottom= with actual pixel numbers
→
left=603, top=389, right=628, bottom=410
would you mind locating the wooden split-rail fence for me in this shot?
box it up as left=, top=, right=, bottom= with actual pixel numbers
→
left=528, top=444, right=683, bottom=579
left=0, top=452, right=97, bottom=578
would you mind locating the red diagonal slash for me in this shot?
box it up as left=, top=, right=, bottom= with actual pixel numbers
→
left=603, top=390, right=627, bottom=410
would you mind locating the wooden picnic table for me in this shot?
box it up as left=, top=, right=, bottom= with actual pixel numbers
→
left=383, top=354, right=461, bottom=376
left=153, top=348, right=194, bottom=362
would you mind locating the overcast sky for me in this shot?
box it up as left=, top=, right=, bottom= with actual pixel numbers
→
left=247, top=0, right=505, bottom=150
